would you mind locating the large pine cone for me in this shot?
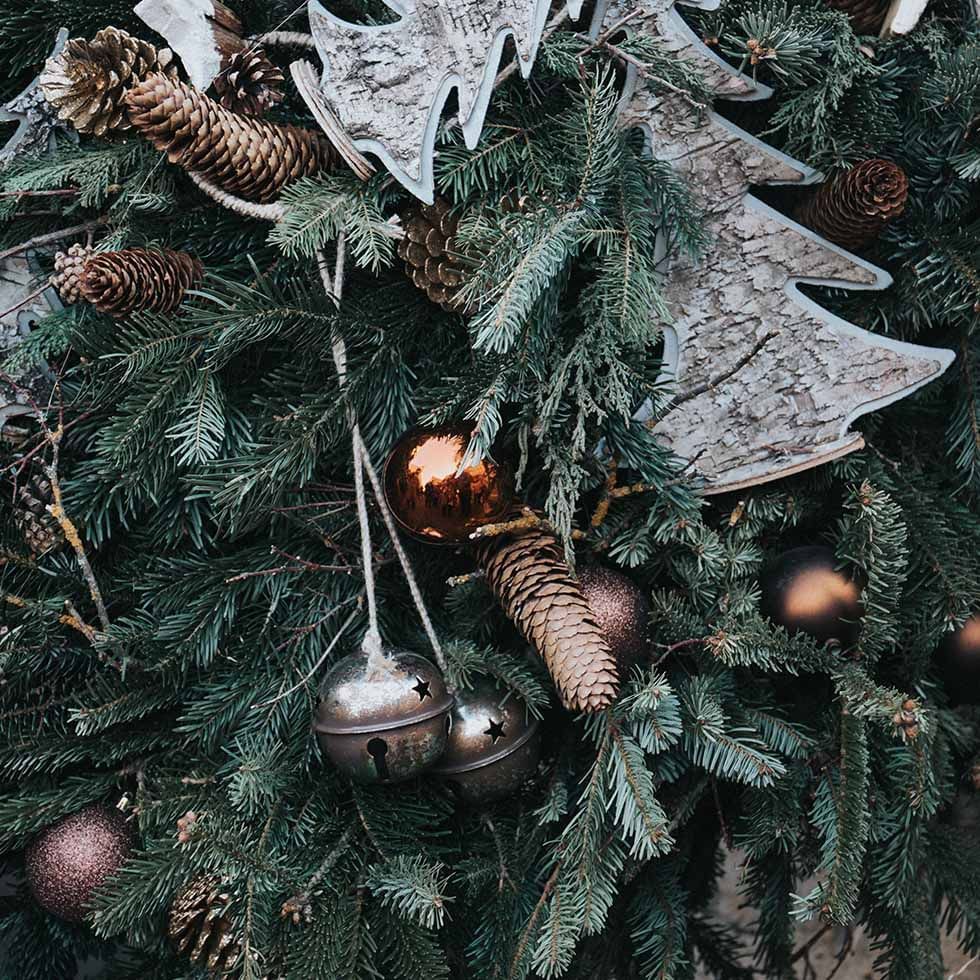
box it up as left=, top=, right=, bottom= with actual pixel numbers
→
left=827, top=0, right=890, bottom=34
left=169, top=876, right=240, bottom=974
left=795, top=159, right=909, bottom=252
left=398, top=198, right=468, bottom=312
left=79, top=248, right=203, bottom=318
left=15, top=474, right=63, bottom=557
left=212, top=48, right=285, bottom=117
left=126, top=74, right=335, bottom=204
left=51, top=244, right=95, bottom=305
left=473, top=521, right=620, bottom=713
left=40, top=28, right=177, bottom=137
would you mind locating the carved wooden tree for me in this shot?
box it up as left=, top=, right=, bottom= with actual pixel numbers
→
left=300, top=0, right=953, bottom=491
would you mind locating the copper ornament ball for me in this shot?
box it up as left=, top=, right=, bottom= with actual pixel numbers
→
left=760, top=545, right=863, bottom=646
left=936, top=615, right=980, bottom=705
left=382, top=424, right=514, bottom=544
left=25, top=803, right=134, bottom=923
left=431, top=678, right=540, bottom=805
left=315, top=646, right=454, bottom=783
left=578, top=566, right=650, bottom=672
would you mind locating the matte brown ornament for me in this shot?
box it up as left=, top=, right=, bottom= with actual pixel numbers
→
left=794, top=160, right=909, bottom=252
left=936, top=615, right=980, bottom=706
left=432, top=678, right=540, bottom=804
left=126, top=74, right=335, bottom=204
left=578, top=566, right=650, bottom=672
left=25, top=804, right=134, bottom=922
left=40, top=27, right=178, bottom=137
left=169, top=875, right=241, bottom=974
left=382, top=424, right=514, bottom=544
left=76, top=247, right=204, bottom=318
left=760, top=546, right=863, bottom=646
left=315, top=646, right=454, bottom=783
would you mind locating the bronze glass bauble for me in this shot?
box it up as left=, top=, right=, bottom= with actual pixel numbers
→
left=432, top=678, right=540, bottom=804
left=382, top=424, right=514, bottom=544
left=936, top=615, right=980, bottom=705
left=315, top=647, right=454, bottom=783
left=25, top=803, right=134, bottom=922
left=578, top=566, right=650, bottom=672
left=759, top=545, right=863, bottom=645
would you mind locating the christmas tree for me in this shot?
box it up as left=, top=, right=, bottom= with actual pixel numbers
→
left=1, top=0, right=980, bottom=977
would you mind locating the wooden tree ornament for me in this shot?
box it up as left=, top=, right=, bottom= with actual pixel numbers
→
left=598, top=0, right=953, bottom=492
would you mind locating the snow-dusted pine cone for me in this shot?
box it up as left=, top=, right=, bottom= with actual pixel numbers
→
left=473, top=519, right=621, bottom=713
left=126, top=74, right=335, bottom=203
left=79, top=248, right=203, bottom=318
left=169, top=876, right=240, bottom=974
left=212, top=48, right=285, bottom=117
left=795, top=159, right=909, bottom=251
left=398, top=197, right=468, bottom=312
left=51, top=244, right=95, bottom=305
left=15, top=474, right=63, bottom=557
left=40, top=28, right=178, bottom=137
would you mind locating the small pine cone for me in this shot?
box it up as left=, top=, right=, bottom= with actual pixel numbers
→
left=51, top=243, right=95, bottom=304
left=40, top=28, right=178, bottom=137
left=473, top=520, right=620, bottom=713
left=80, top=248, right=203, bottom=318
left=212, top=48, right=285, bottom=117
left=15, top=474, right=62, bottom=557
left=398, top=197, right=469, bottom=311
left=795, top=159, right=909, bottom=252
left=126, top=74, right=335, bottom=204
left=169, top=876, right=240, bottom=975
left=827, top=0, right=891, bottom=34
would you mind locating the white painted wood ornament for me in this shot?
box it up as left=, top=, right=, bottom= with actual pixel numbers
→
left=303, top=0, right=952, bottom=492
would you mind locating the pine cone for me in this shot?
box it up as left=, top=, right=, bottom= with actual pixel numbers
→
left=79, top=248, right=203, bottom=318
left=212, top=48, right=285, bottom=117
left=126, top=74, right=335, bottom=204
left=473, top=521, right=620, bottom=713
left=827, top=0, right=891, bottom=34
left=51, top=244, right=95, bottom=305
left=169, top=876, right=240, bottom=975
left=39, top=28, right=177, bottom=137
left=15, top=474, right=62, bottom=557
left=795, top=159, right=909, bottom=251
left=398, top=197, right=468, bottom=311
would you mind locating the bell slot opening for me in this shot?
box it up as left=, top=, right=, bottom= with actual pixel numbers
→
left=367, top=737, right=390, bottom=780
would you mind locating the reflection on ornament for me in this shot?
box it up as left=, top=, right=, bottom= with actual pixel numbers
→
left=383, top=424, right=514, bottom=543
left=315, top=647, right=454, bottom=783
left=432, top=678, right=540, bottom=804
left=936, top=615, right=980, bottom=706
left=760, top=546, right=863, bottom=645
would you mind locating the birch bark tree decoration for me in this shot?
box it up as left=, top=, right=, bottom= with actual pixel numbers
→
left=606, top=0, right=954, bottom=492
left=303, top=0, right=585, bottom=201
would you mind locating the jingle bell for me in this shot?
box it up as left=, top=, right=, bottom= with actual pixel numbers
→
left=315, top=647, right=454, bottom=783
left=432, top=678, right=540, bottom=804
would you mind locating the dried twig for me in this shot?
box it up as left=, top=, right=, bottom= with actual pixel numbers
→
left=0, top=217, right=108, bottom=264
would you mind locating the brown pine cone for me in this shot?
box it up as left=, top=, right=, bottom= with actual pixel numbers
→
left=126, top=74, right=335, bottom=204
left=51, top=244, right=95, bottom=305
left=398, top=197, right=468, bottom=311
left=15, top=473, right=63, bottom=557
left=473, top=520, right=620, bottom=713
left=827, top=0, right=891, bottom=34
left=169, top=876, right=240, bottom=974
left=80, top=248, right=203, bottom=318
left=795, top=159, right=909, bottom=252
left=212, top=48, right=285, bottom=117
left=40, top=28, right=178, bottom=137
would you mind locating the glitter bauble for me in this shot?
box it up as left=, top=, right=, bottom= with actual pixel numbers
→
left=314, top=646, right=454, bottom=783
left=578, top=566, right=650, bottom=671
left=936, top=615, right=980, bottom=705
left=25, top=804, right=134, bottom=922
left=382, top=424, right=514, bottom=544
left=760, top=546, right=863, bottom=646
left=432, top=678, right=540, bottom=804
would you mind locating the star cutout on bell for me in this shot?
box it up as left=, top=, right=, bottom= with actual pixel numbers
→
left=412, top=677, right=432, bottom=701
left=484, top=718, right=506, bottom=743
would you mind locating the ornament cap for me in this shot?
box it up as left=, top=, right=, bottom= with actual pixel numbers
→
left=314, top=648, right=453, bottom=735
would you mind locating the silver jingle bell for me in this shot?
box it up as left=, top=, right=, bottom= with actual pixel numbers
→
left=432, top=677, right=540, bottom=805
left=315, top=646, right=454, bottom=784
